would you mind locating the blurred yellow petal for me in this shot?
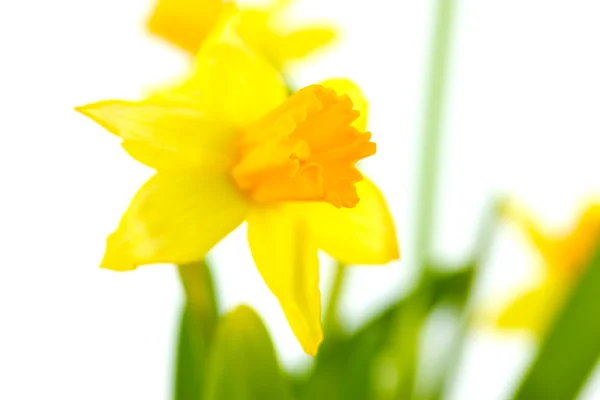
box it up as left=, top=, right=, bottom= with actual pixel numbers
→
left=246, top=204, right=323, bottom=355
left=235, top=9, right=272, bottom=51
left=236, top=7, right=335, bottom=69
left=561, top=203, right=600, bottom=276
left=147, top=0, right=335, bottom=68
left=321, top=78, right=368, bottom=131
left=275, top=27, right=336, bottom=64
left=188, top=12, right=288, bottom=128
left=495, top=273, right=567, bottom=336
left=304, top=177, right=399, bottom=265
left=485, top=201, right=600, bottom=337
left=148, top=0, right=223, bottom=54
left=501, top=200, right=562, bottom=268
left=102, top=171, right=249, bottom=271
left=503, top=200, right=600, bottom=276
left=76, top=100, right=236, bottom=171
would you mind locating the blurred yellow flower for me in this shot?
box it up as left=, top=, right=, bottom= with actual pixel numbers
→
left=77, top=13, right=398, bottom=355
left=493, top=201, right=600, bottom=337
left=148, top=0, right=335, bottom=69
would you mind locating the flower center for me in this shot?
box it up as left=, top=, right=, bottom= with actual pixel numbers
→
left=230, top=85, right=376, bottom=208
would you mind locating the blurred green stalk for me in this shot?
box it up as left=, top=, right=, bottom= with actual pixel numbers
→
left=413, top=0, right=456, bottom=278
left=403, top=0, right=457, bottom=398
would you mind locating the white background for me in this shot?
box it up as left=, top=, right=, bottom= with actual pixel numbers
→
left=1, top=0, right=599, bottom=399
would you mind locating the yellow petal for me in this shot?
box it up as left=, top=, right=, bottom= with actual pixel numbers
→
left=235, top=9, right=273, bottom=56
left=246, top=204, right=323, bottom=355
left=103, top=171, right=249, bottom=271
left=236, top=7, right=335, bottom=69
left=501, top=200, right=562, bottom=268
left=76, top=100, right=237, bottom=171
left=503, top=200, right=600, bottom=276
left=304, top=177, right=399, bottom=265
left=320, top=78, right=369, bottom=132
left=495, top=273, right=567, bottom=337
left=186, top=10, right=288, bottom=128
left=275, top=27, right=336, bottom=65
left=148, top=0, right=223, bottom=54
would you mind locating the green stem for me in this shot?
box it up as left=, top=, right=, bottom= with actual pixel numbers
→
left=403, top=1, right=457, bottom=398
left=174, top=260, right=219, bottom=400
left=178, top=260, right=219, bottom=337
left=413, top=0, right=457, bottom=278
left=324, top=262, right=347, bottom=334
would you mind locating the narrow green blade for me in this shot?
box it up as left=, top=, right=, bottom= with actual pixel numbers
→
left=513, top=243, right=600, bottom=400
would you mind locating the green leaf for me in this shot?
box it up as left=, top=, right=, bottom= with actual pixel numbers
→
left=293, top=305, right=395, bottom=400
left=294, top=291, right=427, bottom=400
left=204, top=306, right=292, bottom=400
left=416, top=263, right=478, bottom=400
left=174, top=260, right=219, bottom=400
left=425, top=263, right=475, bottom=306
left=293, top=265, right=474, bottom=400
left=513, top=243, right=600, bottom=400
left=174, top=305, right=209, bottom=400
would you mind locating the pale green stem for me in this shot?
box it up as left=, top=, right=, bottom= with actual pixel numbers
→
left=404, top=0, right=457, bottom=398
left=324, top=262, right=347, bottom=334
left=174, top=260, right=218, bottom=400
left=178, top=260, right=218, bottom=337
left=413, top=0, right=457, bottom=278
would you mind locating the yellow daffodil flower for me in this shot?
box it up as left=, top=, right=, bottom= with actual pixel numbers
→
left=493, top=201, right=600, bottom=337
left=148, top=0, right=335, bottom=69
left=77, top=12, right=398, bottom=355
